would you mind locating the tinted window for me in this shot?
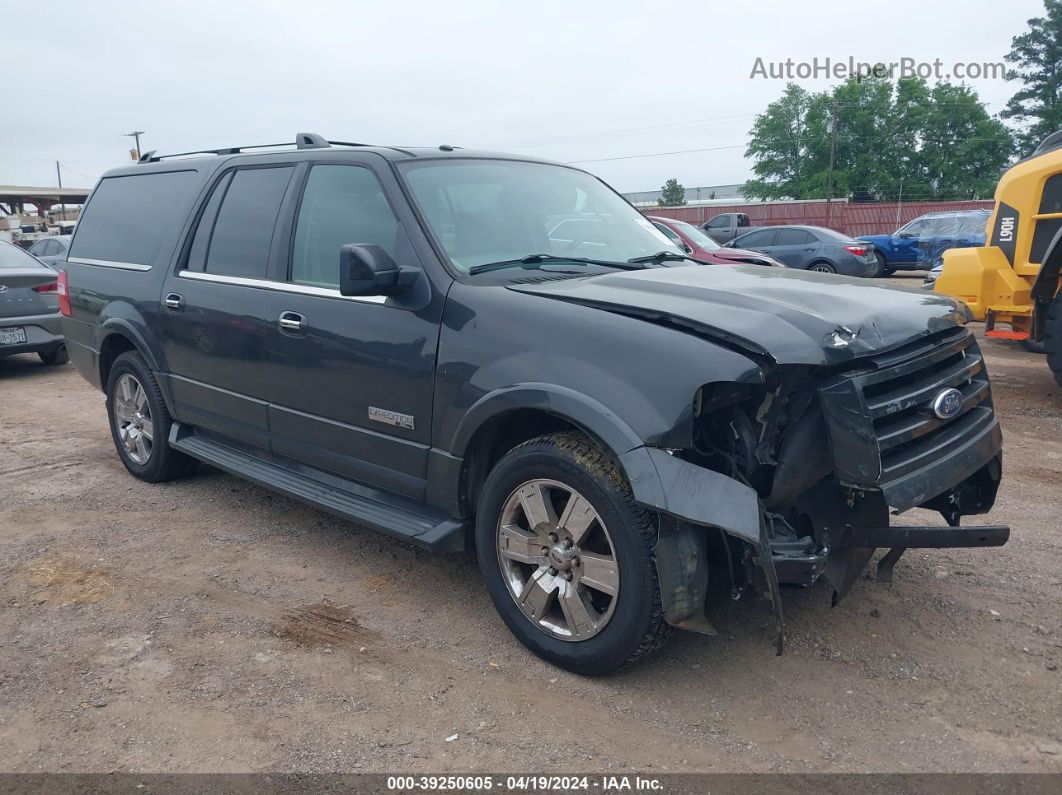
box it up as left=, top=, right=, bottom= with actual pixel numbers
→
left=69, top=171, right=196, bottom=266
left=292, top=166, right=399, bottom=288
left=205, top=167, right=293, bottom=279
left=734, top=229, right=776, bottom=247
left=775, top=228, right=813, bottom=245
left=185, top=172, right=233, bottom=273
left=707, top=216, right=730, bottom=229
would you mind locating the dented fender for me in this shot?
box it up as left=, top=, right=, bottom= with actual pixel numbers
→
left=619, top=446, right=785, bottom=653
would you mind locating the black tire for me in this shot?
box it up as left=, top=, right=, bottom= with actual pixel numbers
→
left=866, top=252, right=888, bottom=278
left=1045, top=295, right=1062, bottom=387
left=38, top=344, right=69, bottom=365
left=883, top=267, right=896, bottom=276
left=105, top=351, right=198, bottom=482
left=808, top=261, right=836, bottom=274
left=1021, top=337, right=1047, bottom=354
left=476, top=431, right=671, bottom=675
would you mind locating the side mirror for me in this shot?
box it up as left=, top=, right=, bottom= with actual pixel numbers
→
left=339, top=244, right=416, bottom=297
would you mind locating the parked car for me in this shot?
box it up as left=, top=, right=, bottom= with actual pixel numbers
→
left=0, top=240, right=68, bottom=365
left=27, top=235, right=72, bottom=269
left=858, top=209, right=991, bottom=277
left=700, top=212, right=769, bottom=244
left=647, top=216, right=785, bottom=267
left=61, top=133, right=1006, bottom=674
left=727, top=225, right=877, bottom=276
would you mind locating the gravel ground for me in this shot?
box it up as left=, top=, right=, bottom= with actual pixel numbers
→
left=1, top=272, right=1060, bottom=773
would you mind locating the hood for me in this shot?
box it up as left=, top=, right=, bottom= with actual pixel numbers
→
left=508, top=264, right=966, bottom=366
left=711, top=247, right=781, bottom=266
left=857, top=234, right=893, bottom=244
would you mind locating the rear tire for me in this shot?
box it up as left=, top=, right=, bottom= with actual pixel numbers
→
left=808, top=261, right=836, bottom=274
left=38, top=344, right=69, bottom=365
left=105, top=351, right=198, bottom=482
left=1045, top=295, right=1062, bottom=387
left=475, top=431, right=671, bottom=674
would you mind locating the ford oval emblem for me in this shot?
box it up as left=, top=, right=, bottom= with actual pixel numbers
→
left=931, top=387, right=964, bottom=420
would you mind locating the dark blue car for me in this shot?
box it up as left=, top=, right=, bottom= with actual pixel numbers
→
left=858, top=209, right=990, bottom=277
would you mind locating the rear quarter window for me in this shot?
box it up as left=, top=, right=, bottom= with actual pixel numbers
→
left=69, top=170, right=196, bottom=267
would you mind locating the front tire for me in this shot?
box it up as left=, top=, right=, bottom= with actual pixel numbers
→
left=476, top=432, right=670, bottom=674
left=105, top=351, right=197, bottom=482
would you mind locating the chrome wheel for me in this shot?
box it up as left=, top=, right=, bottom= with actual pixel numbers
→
left=113, top=373, right=153, bottom=465
left=496, top=479, right=619, bottom=641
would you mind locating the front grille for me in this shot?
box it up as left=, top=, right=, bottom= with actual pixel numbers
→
left=818, top=327, right=994, bottom=487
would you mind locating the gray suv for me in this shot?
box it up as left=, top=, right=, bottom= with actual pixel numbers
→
left=59, top=133, right=1007, bottom=673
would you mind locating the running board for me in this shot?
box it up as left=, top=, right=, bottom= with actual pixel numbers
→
left=169, top=424, right=466, bottom=552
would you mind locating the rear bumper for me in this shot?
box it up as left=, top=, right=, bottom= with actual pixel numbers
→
left=0, top=311, right=64, bottom=356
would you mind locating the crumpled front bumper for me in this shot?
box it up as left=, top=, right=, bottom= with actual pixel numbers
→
left=621, top=446, right=1009, bottom=655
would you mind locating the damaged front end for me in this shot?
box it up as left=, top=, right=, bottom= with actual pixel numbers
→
left=622, top=325, right=1008, bottom=654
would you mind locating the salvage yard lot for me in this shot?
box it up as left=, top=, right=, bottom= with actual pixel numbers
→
left=1, top=275, right=1061, bottom=773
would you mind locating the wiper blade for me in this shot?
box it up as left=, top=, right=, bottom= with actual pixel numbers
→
left=468, top=253, right=645, bottom=275
left=627, top=250, right=693, bottom=264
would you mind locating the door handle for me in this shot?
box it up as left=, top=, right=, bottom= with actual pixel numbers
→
left=278, top=311, right=307, bottom=334
left=164, top=293, right=183, bottom=311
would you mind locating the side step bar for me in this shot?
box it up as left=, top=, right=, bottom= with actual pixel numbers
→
left=169, top=425, right=467, bottom=552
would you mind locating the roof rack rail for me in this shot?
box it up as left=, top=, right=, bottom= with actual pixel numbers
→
left=138, top=132, right=369, bottom=163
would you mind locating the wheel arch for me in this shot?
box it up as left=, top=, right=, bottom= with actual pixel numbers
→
left=448, top=385, right=644, bottom=518
left=96, top=315, right=174, bottom=414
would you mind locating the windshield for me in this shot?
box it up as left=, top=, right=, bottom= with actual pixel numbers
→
left=398, top=159, right=681, bottom=272
left=669, top=219, right=721, bottom=251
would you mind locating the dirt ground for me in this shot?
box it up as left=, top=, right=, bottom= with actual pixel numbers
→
left=1, top=272, right=1060, bottom=774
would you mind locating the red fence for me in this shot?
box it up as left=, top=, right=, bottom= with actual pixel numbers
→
left=644, top=199, right=995, bottom=237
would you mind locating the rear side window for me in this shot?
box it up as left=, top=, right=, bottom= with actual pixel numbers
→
left=69, top=171, right=196, bottom=267
left=204, top=167, right=294, bottom=279
left=291, top=165, right=398, bottom=288
left=775, top=228, right=813, bottom=245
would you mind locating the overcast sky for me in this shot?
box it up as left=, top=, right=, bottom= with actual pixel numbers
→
left=0, top=0, right=1047, bottom=194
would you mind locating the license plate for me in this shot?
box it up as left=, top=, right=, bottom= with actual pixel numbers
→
left=0, top=326, right=27, bottom=345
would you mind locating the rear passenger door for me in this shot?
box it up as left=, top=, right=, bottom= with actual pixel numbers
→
left=160, top=162, right=298, bottom=449
left=262, top=158, right=443, bottom=501
left=771, top=228, right=818, bottom=268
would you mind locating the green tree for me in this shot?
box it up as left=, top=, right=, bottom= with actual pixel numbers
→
left=743, top=76, right=1011, bottom=201
left=658, top=178, right=687, bottom=206
left=1001, top=0, right=1062, bottom=155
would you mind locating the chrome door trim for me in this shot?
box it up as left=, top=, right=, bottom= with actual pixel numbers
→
left=176, top=270, right=388, bottom=304
left=67, top=257, right=152, bottom=272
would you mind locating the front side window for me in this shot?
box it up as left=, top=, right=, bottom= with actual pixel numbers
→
left=707, top=216, right=730, bottom=229
left=399, top=159, right=678, bottom=272
left=291, top=165, right=399, bottom=288
left=203, top=167, right=293, bottom=279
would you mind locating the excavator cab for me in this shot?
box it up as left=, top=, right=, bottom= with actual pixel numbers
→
left=934, top=130, right=1062, bottom=385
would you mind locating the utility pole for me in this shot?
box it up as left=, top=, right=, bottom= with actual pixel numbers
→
left=895, top=181, right=904, bottom=227
left=55, top=161, right=66, bottom=221
left=824, top=100, right=838, bottom=228
left=122, top=130, right=146, bottom=160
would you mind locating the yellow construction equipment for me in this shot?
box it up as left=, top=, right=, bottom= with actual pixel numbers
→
left=935, top=130, right=1062, bottom=386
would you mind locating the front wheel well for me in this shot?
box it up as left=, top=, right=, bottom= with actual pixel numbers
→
left=460, top=409, right=603, bottom=517
left=98, top=333, right=139, bottom=388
